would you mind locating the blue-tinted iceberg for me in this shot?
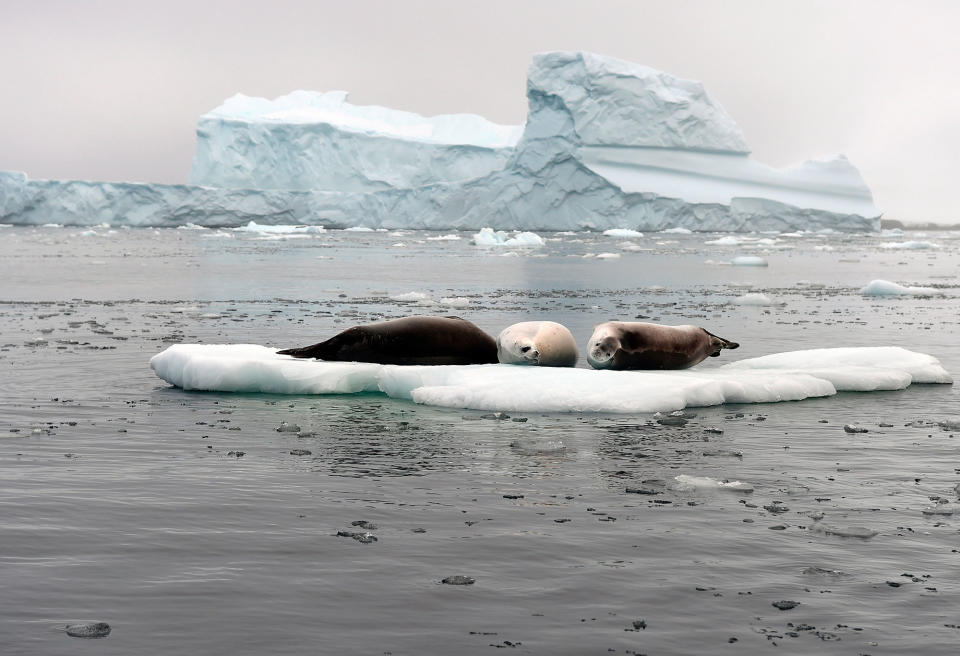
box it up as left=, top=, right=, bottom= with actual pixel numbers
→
left=0, top=51, right=881, bottom=231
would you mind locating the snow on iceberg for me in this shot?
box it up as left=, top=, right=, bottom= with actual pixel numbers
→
left=0, top=52, right=880, bottom=232
left=150, top=345, right=951, bottom=414
left=860, top=280, right=939, bottom=296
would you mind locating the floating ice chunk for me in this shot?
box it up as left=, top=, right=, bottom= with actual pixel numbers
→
left=731, top=256, right=769, bottom=267
left=661, top=227, right=693, bottom=234
left=674, top=475, right=754, bottom=492
left=440, top=297, right=472, bottom=308
left=510, top=438, right=566, bottom=455
left=880, top=241, right=938, bottom=250
left=344, top=226, right=374, bottom=232
left=596, top=252, right=621, bottom=259
left=880, top=228, right=903, bottom=237
left=860, top=279, right=938, bottom=296
left=733, top=293, right=777, bottom=306
left=234, top=221, right=326, bottom=234
left=809, top=523, right=878, bottom=539
left=390, top=291, right=431, bottom=302
left=426, top=234, right=461, bottom=241
left=473, top=227, right=545, bottom=248
left=603, top=228, right=644, bottom=238
left=150, top=345, right=951, bottom=413
left=620, top=242, right=649, bottom=252
left=722, top=346, right=952, bottom=386
left=706, top=236, right=741, bottom=246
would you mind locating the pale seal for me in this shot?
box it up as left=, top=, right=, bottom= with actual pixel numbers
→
left=277, top=316, right=498, bottom=365
left=496, top=321, right=578, bottom=367
left=587, top=322, right=739, bottom=370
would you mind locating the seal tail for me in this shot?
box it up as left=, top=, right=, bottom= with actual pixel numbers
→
left=704, top=329, right=739, bottom=357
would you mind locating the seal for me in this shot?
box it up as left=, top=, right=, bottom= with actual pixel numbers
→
left=497, top=321, right=578, bottom=367
left=277, top=315, right=498, bottom=365
left=586, top=321, right=739, bottom=370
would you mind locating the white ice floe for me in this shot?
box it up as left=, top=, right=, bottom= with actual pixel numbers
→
left=860, top=279, right=938, bottom=296
left=879, top=241, right=938, bottom=250
left=661, top=227, right=693, bottom=234
left=473, top=228, right=545, bottom=248
left=730, top=256, right=769, bottom=267
left=390, top=291, right=431, bottom=302
left=732, top=293, right=777, bottom=306
left=603, top=228, right=644, bottom=238
left=426, top=234, right=461, bottom=241
left=150, top=345, right=951, bottom=413
left=706, top=236, right=741, bottom=246
left=595, top=252, right=621, bottom=259
left=439, top=297, right=472, bottom=308
left=673, top=475, right=754, bottom=492
left=234, top=221, right=326, bottom=234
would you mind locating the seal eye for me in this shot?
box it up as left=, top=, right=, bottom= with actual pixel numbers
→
left=521, top=346, right=531, bottom=353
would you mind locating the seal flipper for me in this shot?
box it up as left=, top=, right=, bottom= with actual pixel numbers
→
left=703, top=329, right=739, bottom=356
left=277, top=340, right=336, bottom=359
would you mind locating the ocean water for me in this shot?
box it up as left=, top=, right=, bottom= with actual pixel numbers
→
left=1, top=225, right=958, bottom=655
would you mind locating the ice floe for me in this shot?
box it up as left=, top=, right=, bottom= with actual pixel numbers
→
left=730, top=256, right=769, bottom=267
left=732, top=293, right=777, bottom=306
left=603, top=228, right=644, bottom=238
left=860, top=279, right=938, bottom=296
left=673, top=475, right=754, bottom=492
left=473, top=228, right=545, bottom=248
left=150, top=345, right=951, bottom=413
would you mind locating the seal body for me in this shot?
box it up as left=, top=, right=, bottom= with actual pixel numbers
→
left=587, top=322, right=739, bottom=370
left=497, top=321, right=578, bottom=367
left=278, top=316, right=498, bottom=365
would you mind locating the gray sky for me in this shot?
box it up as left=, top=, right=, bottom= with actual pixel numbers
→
left=1, top=0, right=957, bottom=223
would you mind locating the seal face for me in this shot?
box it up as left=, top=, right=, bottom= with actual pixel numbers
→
left=277, top=316, right=498, bottom=365
left=497, top=321, right=579, bottom=367
left=587, top=321, right=739, bottom=370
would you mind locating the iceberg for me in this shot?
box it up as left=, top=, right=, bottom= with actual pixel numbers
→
left=190, top=90, right=521, bottom=192
left=150, top=345, right=950, bottom=414
left=0, top=52, right=880, bottom=232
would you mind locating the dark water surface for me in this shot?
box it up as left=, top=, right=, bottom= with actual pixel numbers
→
left=1, top=226, right=959, bottom=655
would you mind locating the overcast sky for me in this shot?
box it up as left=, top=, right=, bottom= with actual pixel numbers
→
left=1, top=0, right=957, bottom=223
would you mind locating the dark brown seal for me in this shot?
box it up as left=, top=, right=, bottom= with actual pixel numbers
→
left=586, top=321, right=739, bottom=370
left=277, top=316, right=498, bottom=365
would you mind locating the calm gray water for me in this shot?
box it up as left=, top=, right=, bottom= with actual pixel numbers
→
left=1, top=225, right=959, bottom=655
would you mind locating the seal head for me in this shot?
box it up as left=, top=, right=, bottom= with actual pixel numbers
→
left=497, top=321, right=578, bottom=367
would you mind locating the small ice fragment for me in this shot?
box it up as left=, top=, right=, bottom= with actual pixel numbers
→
left=732, top=293, right=776, bottom=306
left=860, top=279, right=937, bottom=296
left=674, top=475, right=753, bottom=492
left=706, top=236, right=740, bottom=245
left=602, top=228, right=644, bottom=238
left=730, top=255, right=768, bottom=267
left=391, top=291, right=431, bottom=302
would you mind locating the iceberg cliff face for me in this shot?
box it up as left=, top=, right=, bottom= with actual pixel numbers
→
left=0, top=51, right=881, bottom=231
left=190, top=90, right=522, bottom=192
